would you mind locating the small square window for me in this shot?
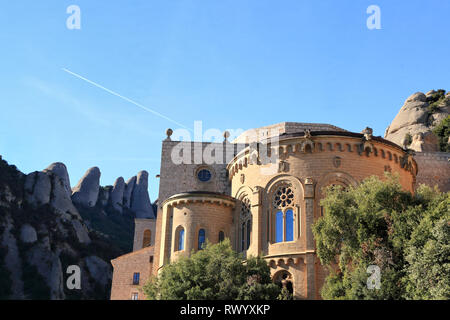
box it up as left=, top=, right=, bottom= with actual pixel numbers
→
left=131, top=293, right=139, bottom=300
left=133, top=272, right=140, bottom=285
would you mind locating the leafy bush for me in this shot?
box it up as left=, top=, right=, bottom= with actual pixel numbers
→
left=427, top=89, right=447, bottom=114
left=143, top=239, right=281, bottom=300
left=404, top=133, right=413, bottom=147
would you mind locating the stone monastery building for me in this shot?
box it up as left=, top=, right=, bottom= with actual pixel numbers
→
left=110, top=121, right=425, bottom=300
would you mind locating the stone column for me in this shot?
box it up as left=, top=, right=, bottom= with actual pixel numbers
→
left=249, top=187, right=262, bottom=256
left=303, top=178, right=316, bottom=299
left=158, top=204, right=172, bottom=271
left=305, top=253, right=316, bottom=299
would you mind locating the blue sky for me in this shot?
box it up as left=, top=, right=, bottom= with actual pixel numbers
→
left=0, top=0, right=449, bottom=201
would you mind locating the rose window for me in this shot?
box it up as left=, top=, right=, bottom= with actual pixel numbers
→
left=274, top=186, right=294, bottom=208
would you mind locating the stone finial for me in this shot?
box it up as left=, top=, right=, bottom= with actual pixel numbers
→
left=223, top=130, right=230, bottom=142
left=165, top=128, right=173, bottom=141
left=362, top=127, right=373, bottom=141
left=304, top=129, right=312, bottom=139
left=278, top=160, right=289, bottom=173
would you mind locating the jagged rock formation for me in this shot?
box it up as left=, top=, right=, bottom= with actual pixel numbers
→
left=20, top=224, right=37, bottom=243
left=84, top=256, right=112, bottom=289
left=385, top=90, right=450, bottom=192
left=97, top=186, right=111, bottom=208
left=44, top=163, right=71, bottom=196
left=24, top=165, right=82, bottom=221
left=130, top=171, right=155, bottom=219
left=70, top=167, right=155, bottom=218
left=1, top=216, right=25, bottom=299
left=26, top=242, right=65, bottom=299
left=110, top=177, right=125, bottom=213
left=123, top=176, right=136, bottom=209
left=71, top=167, right=101, bottom=208
left=0, top=152, right=157, bottom=300
left=24, top=172, right=51, bottom=206
left=385, top=90, right=449, bottom=151
left=0, top=156, right=137, bottom=300
left=71, top=219, right=91, bottom=244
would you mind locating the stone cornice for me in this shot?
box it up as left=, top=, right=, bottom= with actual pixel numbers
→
left=226, top=132, right=417, bottom=180
left=162, top=191, right=236, bottom=208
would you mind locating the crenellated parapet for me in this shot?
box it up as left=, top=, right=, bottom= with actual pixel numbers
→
left=226, top=130, right=418, bottom=180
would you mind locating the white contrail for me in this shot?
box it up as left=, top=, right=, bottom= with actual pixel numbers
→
left=62, top=68, right=192, bottom=131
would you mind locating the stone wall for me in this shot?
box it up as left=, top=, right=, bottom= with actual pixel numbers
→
left=110, top=246, right=154, bottom=300
left=158, top=140, right=236, bottom=202
left=156, top=193, right=235, bottom=270
left=414, top=152, right=450, bottom=192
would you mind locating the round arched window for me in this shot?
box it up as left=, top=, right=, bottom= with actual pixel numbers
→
left=197, top=169, right=212, bottom=182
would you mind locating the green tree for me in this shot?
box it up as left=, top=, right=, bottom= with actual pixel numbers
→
left=143, top=239, right=280, bottom=300
left=404, top=190, right=450, bottom=299
left=312, top=174, right=449, bottom=300
left=433, top=115, right=450, bottom=152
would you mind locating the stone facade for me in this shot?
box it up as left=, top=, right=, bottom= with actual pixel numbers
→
left=133, top=219, right=156, bottom=252
left=111, top=122, right=422, bottom=300
left=414, top=152, right=450, bottom=192
left=110, top=246, right=154, bottom=300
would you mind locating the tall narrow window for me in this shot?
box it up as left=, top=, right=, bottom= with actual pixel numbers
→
left=198, top=229, right=206, bottom=250
left=273, top=185, right=296, bottom=243
left=178, top=228, right=185, bottom=251
left=218, top=231, right=225, bottom=243
left=240, top=196, right=252, bottom=252
left=285, top=209, right=294, bottom=242
left=142, top=229, right=151, bottom=248
left=275, top=210, right=283, bottom=243
left=241, top=223, right=245, bottom=251
left=246, top=221, right=251, bottom=250
left=132, top=272, right=140, bottom=285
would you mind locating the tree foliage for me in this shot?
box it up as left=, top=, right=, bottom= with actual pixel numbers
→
left=433, top=115, right=450, bottom=152
left=313, top=174, right=449, bottom=300
left=143, top=239, right=281, bottom=300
